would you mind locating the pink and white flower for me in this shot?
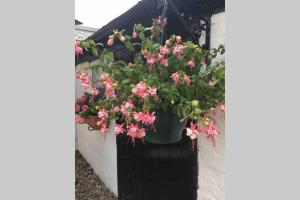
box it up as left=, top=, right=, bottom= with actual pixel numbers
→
left=132, top=31, right=137, bottom=39
left=172, top=44, right=185, bottom=59
left=134, top=112, right=156, bottom=126
left=219, top=104, right=225, bottom=112
left=171, top=72, right=180, bottom=84
left=188, top=59, right=195, bottom=69
left=113, top=106, right=120, bottom=113
left=98, top=109, right=109, bottom=119
left=186, top=122, right=199, bottom=140
left=127, top=124, right=146, bottom=141
left=183, top=75, right=191, bottom=85
left=75, top=40, right=83, bottom=56
left=107, top=38, right=114, bottom=46
left=175, top=35, right=182, bottom=43
left=160, top=46, right=171, bottom=55
left=75, top=115, right=85, bottom=123
left=115, top=124, right=125, bottom=135
left=92, top=87, right=99, bottom=95
left=198, top=121, right=219, bottom=147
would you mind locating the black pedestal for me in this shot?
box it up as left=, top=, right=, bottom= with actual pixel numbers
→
left=117, top=133, right=198, bottom=200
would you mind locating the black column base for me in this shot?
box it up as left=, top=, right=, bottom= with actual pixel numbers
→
left=117, top=133, right=198, bottom=200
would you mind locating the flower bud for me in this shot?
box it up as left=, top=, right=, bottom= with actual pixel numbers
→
left=132, top=31, right=137, bottom=39
left=119, top=36, right=126, bottom=43
left=192, top=100, right=199, bottom=107
left=107, top=38, right=114, bottom=46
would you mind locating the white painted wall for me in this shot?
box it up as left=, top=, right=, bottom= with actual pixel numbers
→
left=75, top=62, right=119, bottom=196
left=197, top=11, right=225, bottom=200
left=75, top=27, right=96, bottom=151
left=76, top=121, right=118, bottom=196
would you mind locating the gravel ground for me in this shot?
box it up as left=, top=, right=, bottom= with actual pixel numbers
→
left=76, top=151, right=118, bottom=200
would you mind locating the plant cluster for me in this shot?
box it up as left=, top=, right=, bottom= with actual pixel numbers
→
left=75, top=17, right=225, bottom=145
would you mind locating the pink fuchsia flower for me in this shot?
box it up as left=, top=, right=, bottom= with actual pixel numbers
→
left=75, top=46, right=83, bottom=56
left=160, top=58, right=169, bottom=67
left=188, top=59, right=195, bottom=70
left=171, top=72, right=180, bottom=85
left=132, top=81, right=150, bottom=98
left=120, top=100, right=135, bottom=116
left=160, top=46, right=171, bottom=55
left=142, top=112, right=156, bottom=125
left=99, top=121, right=109, bottom=134
left=132, top=31, right=137, bottom=39
left=134, top=112, right=144, bottom=122
left=198, top=121, right=219, bottom=147
left=208, top=80, right=214, bottom=87
left=149, top=86, right=157, bottom=97
left=134, top=112, right=156, bottom=125
left=75, top=104, right=81, bottom=112
left=100, top=73, right=110, bottom=81
left=75, top=115, right=85, bottom=123
left=79, top=73, right=91, bottom=89
left=113, top=106, right=120, bottom=113
left=186, top=122, right=200, bottom=140
left=75, top=72, right=81, bottom=79
left=127, top=124, right=146, bottom=142
left=175, top=35, right=182, bottom=43
left=219, top=104, right=225, bottom=112
left=115, top=124, right=125, bottom=135
left=183, top=75, right=191, bottom=85
left=107, top=38, right=114, bottom=46
left=92, top=87, right=99, bottom=95
left=98, top=109, right=109, bottom=119
left=141, top=49, right=150, bottom=59
left=146, top=54, right=157, bottom=71
left=172, top=44, right=185, bottom=60
left=82, top=105, right=89, bottom=111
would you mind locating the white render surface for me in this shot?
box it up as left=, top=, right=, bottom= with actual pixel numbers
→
left=76, top=121, right=118, bottom=196
left=197, top=11, right=225, bottom=200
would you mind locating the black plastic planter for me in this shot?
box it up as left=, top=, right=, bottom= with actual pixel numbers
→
left=144, top=110, right=188, bottom=144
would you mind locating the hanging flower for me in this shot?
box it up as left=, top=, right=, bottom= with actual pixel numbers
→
left=115, top=124, right=125, bottom=134
left=186, top=122, right=199, bottom=140
left=171, top=72, right=180, bottom=84
left=99, top=121, right=109, bottom=134
left=127, top=124, right=146, bottom=142
left=113, top=106, right=120, bottom=113
left=160, top=46, right=171, bottom=55
left=198, top=121, right=219, bottom=147
left=188, top=59, right=195, bottom=69
left=172, top=44, right=185, bottom=60
left=75, top=40, right=83, bottom=56
left=98, top=109, right=109, bottom=119
left=120, top=100, right=135, bottom=116
left=75, top=115, right=85, bottom=123
left=132, top=31, right=137, bottom=39
left=208, top=80, right=214, bottom=87
left=107, top=38, right=114, bottom=46
left=219, top=104, right=225, bottom=112
left=175, top=35, right=182, bottom=43
left=92, top=87, right=99, bottom=95
left=183, top=75, right=191, bottom=85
